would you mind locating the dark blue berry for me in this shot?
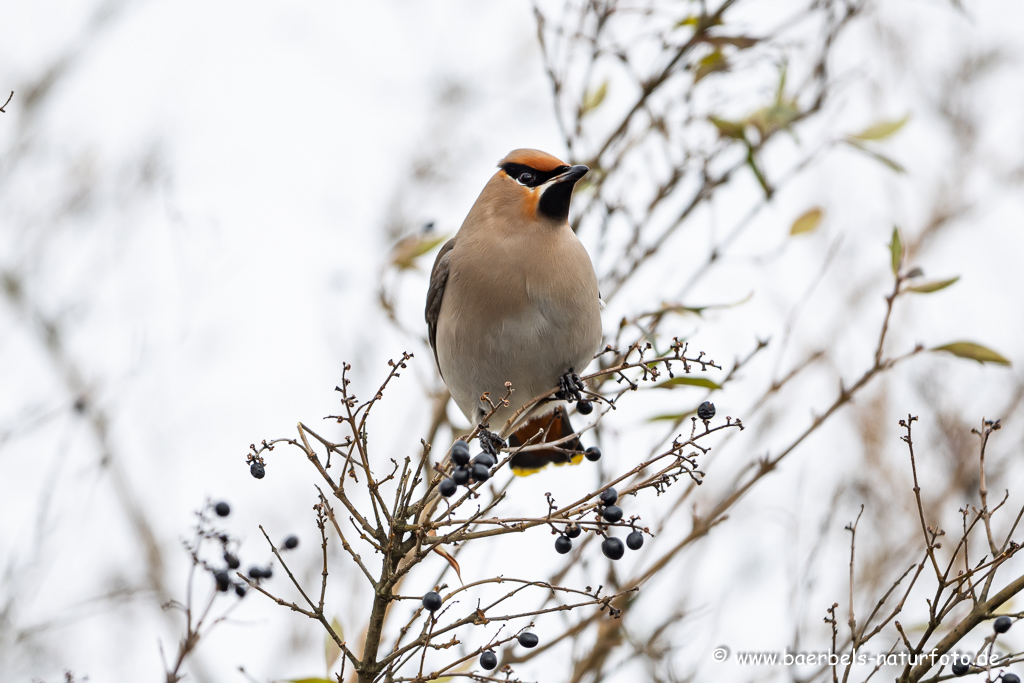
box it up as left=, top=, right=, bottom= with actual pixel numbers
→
left=585, top=446, right=601, bottom=462
left=602, top=537, right=624, bottom=560
left=602, top=505, right=623, bottom=523
left=599, top=487, right=618, bottom=505
left=452, top=440, right=471, bottom=466
left=439, top=478, right=458, bottom=497
left=224, top=553, right=240, bottom=569
left=565, top=523, right=582, bottom=538
left=518, top=632, right=539, bottom=648
left=1003, top=674, right=1020, bottom=683
left=995, top=616, right=1013, bottom=633
left=248, top=566, right=271, bottom=580
left=234, top=583, right=247, bottom=598
left=577, top=400, right=593, bottom=415
left=697, top=401, right=716, bottom=420
left=626, top=531, right=644, bottom=550
left=422, top=591, right=443, bottom=612
left=951, top=658, right=970, bottom=676
left=452, top=466, right=470, bottom=486
left=283, top=535, right=299, bottom=550
left=473, top=453, right=496, bottom=469
left=215, top=571, right=230, bottom=592
left=471, top=463, right=490, bottom=483
left=480, top=650, right=498, bottom=670
left=214, top=501, right=231, bottom=517
left=250, top=462, right=266, bottom=479
left=554, top=535, right=572, bottom=554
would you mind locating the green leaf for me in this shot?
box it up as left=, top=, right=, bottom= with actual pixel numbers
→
left=889, top=227, right=903, bottom=275
left=709, top=116, right=746, bottom=140
left=851, top=115, right=909, bottom=141
left=748, top=102, right=800, bottom=139
left=694, top=50, right=728, bottom=82
left=653, top=377, right=722, bottom=390
left=582, top=81, right=608, bottom=115
left=932, top=342, right=1011, bottom=366
left=676, top=14, right=724, bottom=29
left=844, top=139, right=906, bottom=173
left=701, top=35, right=759, bottom=49
left=325, top=618, right=344, bottom=670
left=658, top=304, right=708, bottom=317
left=775, top=62, right=788, bottom=105
left=391, top=234, right=449, bottom=271
left=907, top=276, right=959, bottom=294
left=790, top=207, right=823, bottom=235
left=746, top=143, right=772, bottom=198
left=651, top=292, right=754, bottom=320
left=648, top=412, right=690, bottom=422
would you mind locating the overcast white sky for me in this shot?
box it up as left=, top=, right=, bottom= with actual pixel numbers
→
left=2, top=1, right=1024, bottom=682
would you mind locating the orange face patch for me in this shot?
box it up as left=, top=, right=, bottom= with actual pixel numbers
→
left=521, top=187, right=540, bottom=219
left=498, top=148, right=568, bottom=173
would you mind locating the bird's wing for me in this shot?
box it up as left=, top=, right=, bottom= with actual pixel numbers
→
left=425, top=237, right=456, bottom=376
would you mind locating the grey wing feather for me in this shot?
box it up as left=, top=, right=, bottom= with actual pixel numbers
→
left=425, top=238, right=456, bottom=376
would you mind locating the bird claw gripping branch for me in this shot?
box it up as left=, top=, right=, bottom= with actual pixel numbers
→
left=555, top=369, right=586, bottom=404
left=477, top=427, right=506, bottom=458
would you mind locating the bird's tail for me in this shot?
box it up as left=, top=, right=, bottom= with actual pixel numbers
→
left=507, top=405, right=585, bottom=476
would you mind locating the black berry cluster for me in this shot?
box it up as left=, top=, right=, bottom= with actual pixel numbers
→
left=552, top=487, right=647, bottom=560
left=199, top=499, right=299, bottom=599
left=201, top=501, right=255, bottom=598
left=439, top=440, right=495, bottom=497
left=553, top=521, right=581, bottom=554
left=248, top=565, right=273, bottom=581
left=474, top=632, right=539, bottom=671
left=599, top=488, right=646, bottom=560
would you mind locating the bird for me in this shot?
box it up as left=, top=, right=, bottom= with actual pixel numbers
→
left=425, top=149, right=603, bottom=474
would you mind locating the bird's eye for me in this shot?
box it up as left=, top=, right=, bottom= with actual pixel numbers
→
left=517, top=172, right=535, bottom=185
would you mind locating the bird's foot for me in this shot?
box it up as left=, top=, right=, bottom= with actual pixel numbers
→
left=555, top=369, right=586, bottom=403
left=477, top=425, right=506, bottom=458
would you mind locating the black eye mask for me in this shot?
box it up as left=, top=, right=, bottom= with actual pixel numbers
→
left=499, top=163, right=571, bottom=188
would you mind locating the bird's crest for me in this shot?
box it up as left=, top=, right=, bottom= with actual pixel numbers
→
left=498, top=149, right=568, bottom=173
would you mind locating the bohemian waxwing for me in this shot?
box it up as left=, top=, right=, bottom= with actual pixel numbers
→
left=425, top=149, right=602, bottom=474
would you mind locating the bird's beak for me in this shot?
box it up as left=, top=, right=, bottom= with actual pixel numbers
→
left=554, top=164, right=589, bottom=185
